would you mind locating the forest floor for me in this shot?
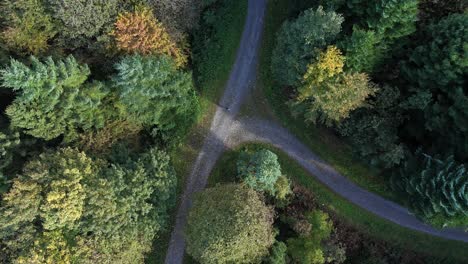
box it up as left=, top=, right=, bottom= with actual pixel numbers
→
left=164, top=0, right=468, bottom=263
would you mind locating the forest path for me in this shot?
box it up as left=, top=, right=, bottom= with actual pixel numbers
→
left=164, top=1, right=267, bottom=263
left=164, top=0, right=467, bottom=263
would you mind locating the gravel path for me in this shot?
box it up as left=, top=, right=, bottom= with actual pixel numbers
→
left=164, top=1, right=467, bottom=263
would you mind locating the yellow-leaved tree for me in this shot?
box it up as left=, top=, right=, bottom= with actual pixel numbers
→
left=292, top=46, right=377, bottom=126
left=112, top=6, right=187, bottom=67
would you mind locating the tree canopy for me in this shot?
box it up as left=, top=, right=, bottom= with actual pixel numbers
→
left=291, top=46, right=377, bottom=125
left=112, top=6, right=187, bottom=67
left=394, top=152, right=468, bottom=221
left=1, top=56, right=109, bottom=141
left=0, top=147, right=176, bottom=263
left=49, top=0, right=119, bottom=46
left=400, top=13, right=468, bottom=160
left=113, top=54, right=197, bottom=132
left=271, top=6, right=343, bottom=87
left=237, top=148, right=284, bottom=196
left=186, top=184, right=275, bottom=264
left=287, top=210, right=334, bottom=264
left=1, top=0, right=56, bottom=54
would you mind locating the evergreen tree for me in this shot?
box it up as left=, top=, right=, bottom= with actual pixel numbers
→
left=271, top=6, right=343, bottom=87
left=338, top=27, right=384, bottom=73
left=49, top=0, right=119, bottom=46
left=400, top=13, right=468, bottom=160
left=113, top=54, right=197, bottom=132
left=0, top=130, right=20, bottom=171
left=394, top=152, right=468, bottom=220
left=346, top=0, right=418, bottom=42
left=338, top=86, right=405, bottom=169
left=1, top=56, right=109, bottom=141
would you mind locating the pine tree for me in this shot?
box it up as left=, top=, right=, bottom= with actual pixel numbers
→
left=113, top=54, right=197, bottom=130
left=346, top=0, right=418, bottom=42
left=338, top=27, right=384, bottom=73
left=1, top=56, right=109, bottom=141
left=394, top=152, right=468, bottom=219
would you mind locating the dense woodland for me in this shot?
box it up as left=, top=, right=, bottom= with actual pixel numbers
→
left=270, top=0, right=467, bottom=228
left=0, top=0, right=467, bottom=263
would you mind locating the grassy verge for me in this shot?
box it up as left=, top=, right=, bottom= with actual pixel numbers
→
left=146, top=0, right=248, bottom=263
left=206, top=143, right=468, bottom=263
left=257, top=0, right=398, bottom=201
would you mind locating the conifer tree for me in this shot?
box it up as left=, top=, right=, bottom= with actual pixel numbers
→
left=1, top=56, right=109, bottom=141
left=394, top=152, right=468, bottom=219
left=113, top=54, right=196, bottom=131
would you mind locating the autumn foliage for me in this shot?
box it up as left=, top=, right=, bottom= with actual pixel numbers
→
left=112, top=6, right=187, bottom=67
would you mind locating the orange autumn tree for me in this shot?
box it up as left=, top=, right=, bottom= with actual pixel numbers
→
left=112, top=6, right=187, bottom=67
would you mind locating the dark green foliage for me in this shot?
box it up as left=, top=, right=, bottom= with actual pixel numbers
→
left=418, top=0, right=467, bottom=23
left=339, top=86, right=405, bottom=169
left=337, top=0, right=418, bottom=74
left=393, top=152, right=468, bottom=220
left=345, top=0, right=418, bottom=42
left=49, top=0, right=119, bottom=46
left=1, top=56, right=109, bottom=141
left=271, top=6, right=343, bottom=87
left=186, top=184, right=275, bottom=264
left=0, top=130, right=20, bottom=171
left=0, top=147, right=176, bottom=263
left=266, top=241, right=287, bottom=264
left=338, top=27, right=384, bottom=73
left=0, top=130, right=19, bottom=191
left=400, top=13, right=468, bottom=160
left=113, top=55, right=198, bottom=137
left=237, top=148, right=283, bottom=196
